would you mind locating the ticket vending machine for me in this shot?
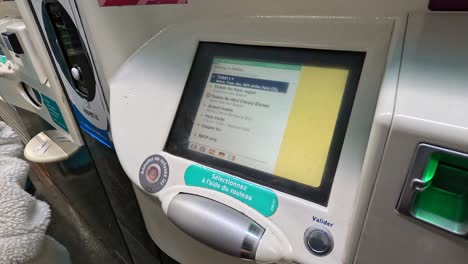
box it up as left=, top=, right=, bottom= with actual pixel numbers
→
left=0, top=17, right=83, bottom=162
left=10, top=2, right=164, bottom=263
left=27, top=0, right=112, bottom=148
left=110, top=17, right=395, bottom=264
left=109, top=10, right=468, bottom=263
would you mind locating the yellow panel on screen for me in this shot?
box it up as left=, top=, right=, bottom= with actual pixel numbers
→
left=274, top=66, right=349, bottom=187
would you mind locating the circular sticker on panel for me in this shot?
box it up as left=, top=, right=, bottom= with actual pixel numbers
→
left=139, top=155, right=169, bottom=193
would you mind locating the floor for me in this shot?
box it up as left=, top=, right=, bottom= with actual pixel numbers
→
left=0, top=104, right=165, bottom=264
left=31, top=163, right=130, bottom=264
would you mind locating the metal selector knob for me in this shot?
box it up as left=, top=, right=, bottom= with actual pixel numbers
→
left=304, top=226, right=334, bottom=256
left=71, top=66, right=82, bottom=81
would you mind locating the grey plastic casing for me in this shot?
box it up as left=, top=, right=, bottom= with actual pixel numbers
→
left=167, top=194, right=265, bottom=260
left=355, top=14, right=468, bottom=264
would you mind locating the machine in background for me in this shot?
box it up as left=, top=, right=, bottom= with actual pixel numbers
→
left=0, top=24, right=135, bottom=262
left=0, top=1, right=164, bottom=263
left=0, top=17, right=83, bottom=162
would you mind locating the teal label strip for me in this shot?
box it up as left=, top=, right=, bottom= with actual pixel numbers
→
left=185, top=165, right=278, bottom=217
left=41, top=94, right=69, bottom=132
left=213, top=57, right=301, bottom=71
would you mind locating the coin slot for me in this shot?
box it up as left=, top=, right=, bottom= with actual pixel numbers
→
left=21, top=82, right=42, bottom=108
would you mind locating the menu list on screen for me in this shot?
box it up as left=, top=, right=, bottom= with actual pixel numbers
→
left=188, top=57, right=349, bottom=188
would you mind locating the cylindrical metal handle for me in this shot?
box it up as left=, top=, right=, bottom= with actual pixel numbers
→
left=167, top=193, right=265, bottom=260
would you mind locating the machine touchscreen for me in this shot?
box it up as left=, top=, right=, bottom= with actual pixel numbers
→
left=165, top=42, right=365, bottom=205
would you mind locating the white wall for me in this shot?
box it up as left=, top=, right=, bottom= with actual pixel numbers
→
left=75, top=0, right=429, bottom=88
left=0, top=1, right=20, bottom=18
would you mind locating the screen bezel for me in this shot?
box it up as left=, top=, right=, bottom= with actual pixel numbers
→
left=164, top=42, right=365, bottom=206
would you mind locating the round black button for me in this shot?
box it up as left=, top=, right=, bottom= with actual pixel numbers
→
left=304, top=227, right=334, bottom=256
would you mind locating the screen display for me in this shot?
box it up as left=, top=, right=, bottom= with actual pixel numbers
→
left=165, top=42, right=365, bottom=205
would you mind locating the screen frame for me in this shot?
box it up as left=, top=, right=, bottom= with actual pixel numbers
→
left=164, top=42, right=365, bottom=206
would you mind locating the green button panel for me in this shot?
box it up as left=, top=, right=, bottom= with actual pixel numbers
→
left=185, top=165, right=278, bottom=217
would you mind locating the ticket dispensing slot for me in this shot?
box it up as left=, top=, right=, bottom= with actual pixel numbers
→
left=398, top=144, right=468, bottom=237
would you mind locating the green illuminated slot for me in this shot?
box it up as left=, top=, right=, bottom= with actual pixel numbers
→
left=410, top=156, right=468, bottom=235
left=422, top=156, right=439, bottom=182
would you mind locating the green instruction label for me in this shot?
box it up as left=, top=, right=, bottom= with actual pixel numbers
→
left=42, top=94, right=69, bottom=132
left=185, top=165, right=278, bottom=217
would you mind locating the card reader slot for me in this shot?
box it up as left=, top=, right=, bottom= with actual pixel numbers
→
left=397, top=144, right=468, bottom=237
